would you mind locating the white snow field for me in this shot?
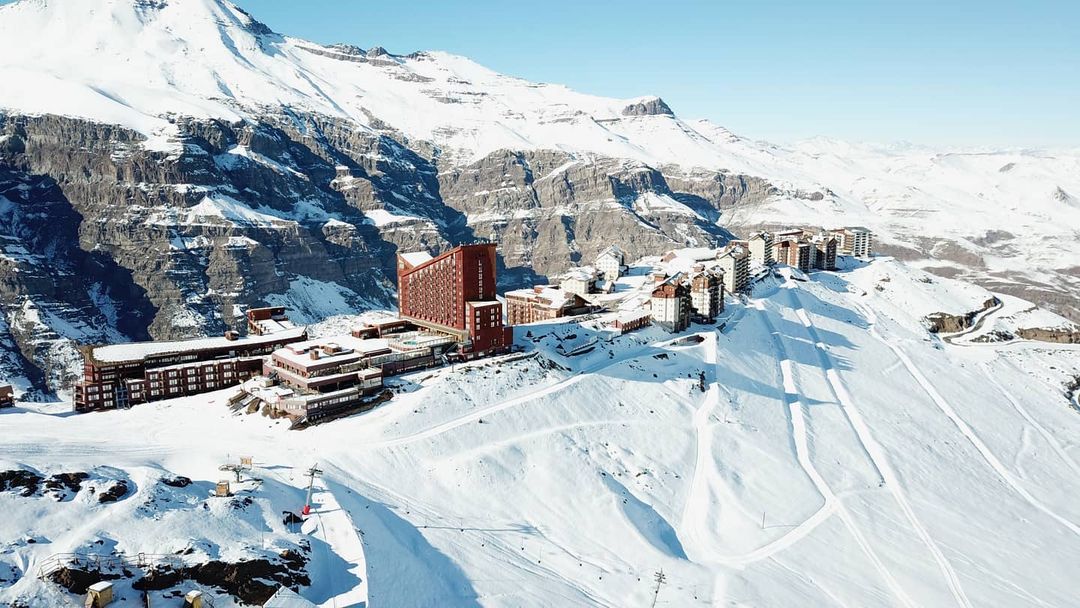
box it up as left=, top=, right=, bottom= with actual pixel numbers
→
left=4, top=258, right=1080, bottom=607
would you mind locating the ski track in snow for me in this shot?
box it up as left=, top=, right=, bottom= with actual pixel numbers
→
left=751, top=298, right=916, bottom=608
left=848, top=292, right=1080, bottom=539
left=979, top=361, right=1080, bottom=479
left=364, top=346, right=657, bottom=449
left=780, top=280, right=973, bottom=608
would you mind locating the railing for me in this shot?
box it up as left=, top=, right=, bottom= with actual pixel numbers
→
left=37, top=552, right=186, bottom=581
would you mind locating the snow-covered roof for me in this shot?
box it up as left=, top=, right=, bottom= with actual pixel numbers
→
left=505, top=286, right=578, bottom=309
left=596, top=245, right=625, bottom=261
left=273, top=334, right=390, bottom=368
left=263, top=586, right=317, bottom=608
left=88, top=581, right=113, bottom=592
left=563, top=269, right=596, bottom=282
left=254, top=318, right=296, bottom=334
left=399, top=251, right=433, bottom=267
left=91, top=326, right=307, bottom=364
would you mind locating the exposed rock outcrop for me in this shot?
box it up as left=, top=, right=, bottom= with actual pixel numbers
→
left=622, top=97, right=675, bottom=117
left=925, top=297, right=999, bottom=334
left=1016, top=327, right=1080, bottom=344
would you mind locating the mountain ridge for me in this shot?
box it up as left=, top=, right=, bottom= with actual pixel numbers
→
left=0, top=0, right=1078, bottom=397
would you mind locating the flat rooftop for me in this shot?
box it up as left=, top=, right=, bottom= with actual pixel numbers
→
left=92, top=326, right=307, bottom=364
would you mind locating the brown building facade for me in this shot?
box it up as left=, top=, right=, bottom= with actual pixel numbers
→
left=73, top=325, right=307, bottom=411
left=397, top=244, right=512, bottom=356
left=504, top=286, right=591, bottom=325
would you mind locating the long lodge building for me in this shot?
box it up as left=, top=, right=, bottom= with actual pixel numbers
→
left=74, top=309, right=306, bottom=411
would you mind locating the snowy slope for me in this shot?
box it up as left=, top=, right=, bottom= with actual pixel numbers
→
left=4, top=258, right=1080, bottom=607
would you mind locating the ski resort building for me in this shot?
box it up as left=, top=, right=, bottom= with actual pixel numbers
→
left=689, top=267, right=724, bottom=322
left=650, top=273, right=692, bottom=332
left=246, top=306, right=295, bottom=336
left=774, top=238, right=812, bottom=273
left=73, top=319, right=307, bottom=411
left=611, top=310, right=652, bottom=334
left=504, top=286, right=591, bottom=325
left=595, top=245, right=626, bottom=281
left=396, top=243, right=513, bottom=357
left=716, top=243, right=751, bottom=294
left=748, top=232, right=774, bottom=266
left=0, top=384, right=12, bottom=408
left=831, top=227, right=874, bottom=258
left=812, top=236, right=838, bottom=271
left=560, top=269, right=598, bottom=297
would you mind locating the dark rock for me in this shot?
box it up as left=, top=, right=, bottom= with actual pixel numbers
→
left=0, top=469, right=42, bottom=497
left=1016, top=327, right=1080, bottom=344
left=44, top=472, right=89, bottom=498
left=97, top=480, right=129, bottom=503
left=621, top=97, right=675, bottom=117
left=48, top=567, right=121, bottom=595
left=925, top=297, right=999, bottom=334
left=161, top=476, right=192, bottom=488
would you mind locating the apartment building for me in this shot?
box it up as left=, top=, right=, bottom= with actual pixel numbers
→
left=504, top=286, right=592, bottom=325
left=689, top=268, right=724, bottom=323
left=650, top=273, right=692, bottom=332
left=595, top=245, right=626, bottom=282
left=831, top=227, right=873, bottom=258
left=560, top=269, right=598, bottom=297
left=748, top=232, right=774, bottom=266
left=812, top=236, right=838, bottom=271
left=774, top=238, right=812, bottom=273
left=716, top=244, right=751, bottom=294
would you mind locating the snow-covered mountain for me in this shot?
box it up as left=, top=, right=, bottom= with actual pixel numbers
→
left=4, top=258, right=1080, bottom=607
left=1, top=0, right=1078, bottom=394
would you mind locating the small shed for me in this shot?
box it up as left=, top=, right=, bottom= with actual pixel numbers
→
left=215, top=480, right=232, bottom=497
left=183, top=590, right=205, bottom=608
left=85, top=581, right=113, bottom=607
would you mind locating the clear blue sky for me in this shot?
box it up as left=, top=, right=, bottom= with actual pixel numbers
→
left=229, top=0, right=1078, bottom=148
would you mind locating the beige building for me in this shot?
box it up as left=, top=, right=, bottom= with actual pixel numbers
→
left=504, top=286, right=591, bottom=325
left=595, top=245, right=626, bottom=282
left=748, top=232, right=774, bottom=266
left=716, top=244, right=751, bottom=294
left=831, top=227, right=873, bottom=258
left=560, top=269, right=597, bottom=297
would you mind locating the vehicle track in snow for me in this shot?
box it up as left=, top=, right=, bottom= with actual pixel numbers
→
left=781, top=282, right=973, bottom=608
left=751, top=299, right=916, bottom=607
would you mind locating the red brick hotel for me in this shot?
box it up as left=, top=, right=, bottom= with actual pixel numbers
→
left=397, top=243, right=512, bottom=357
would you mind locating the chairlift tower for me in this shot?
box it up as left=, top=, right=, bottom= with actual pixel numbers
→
left=302, top=464, right=323, bottom=516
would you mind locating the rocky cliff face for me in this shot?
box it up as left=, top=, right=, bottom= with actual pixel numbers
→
left=0, top=111, right=776, bottom=395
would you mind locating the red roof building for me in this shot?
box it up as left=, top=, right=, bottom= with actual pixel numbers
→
left=397, top=243, right=512, bottom=357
